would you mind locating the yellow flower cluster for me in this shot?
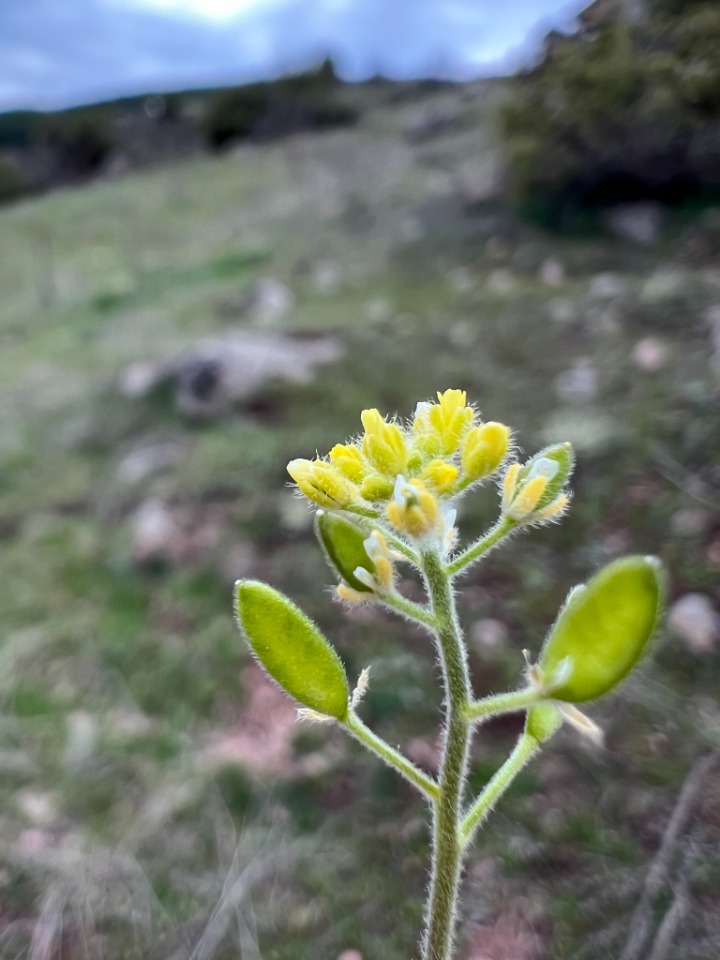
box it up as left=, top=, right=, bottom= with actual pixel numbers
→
left=287, top=390, right=511, bottom=542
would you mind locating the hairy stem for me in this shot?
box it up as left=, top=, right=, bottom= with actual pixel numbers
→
left=421, top=549, right=471, bottom=960
left=446, top=518, right=515, bottom=578
left=465, top=687, right=540, bottom=725
left=459, top=733, right=540, bottom=851
left=345, top=709, right=439, bottom=802
left=381, top=592, right=438, bottom=632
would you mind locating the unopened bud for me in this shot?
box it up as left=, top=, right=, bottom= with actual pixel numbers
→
left=461, top=422, right=510, bottom=483
left=288, top=459, right=357, bottom=510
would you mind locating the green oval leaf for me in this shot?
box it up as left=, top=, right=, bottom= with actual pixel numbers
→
left=540, top=556, right=665, bottom=703
left=316, top=512, right=374, bottom=593
left=235, top=580, right=349, bottom=720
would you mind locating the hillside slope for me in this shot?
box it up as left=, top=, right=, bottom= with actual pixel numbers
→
left=1, top=81, right=719, bottom=959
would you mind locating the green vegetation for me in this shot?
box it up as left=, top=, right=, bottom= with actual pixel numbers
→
left=203, top=61, right=359, bottom=148
left=0, top=60, right=360, bottom=200
left=0, top=153, right=29, bottom=203
left=0, top=77, right=719, bottom=958
left=500, top=0, right=720, bottom=224
left=240, top=391, right=663, bottom=960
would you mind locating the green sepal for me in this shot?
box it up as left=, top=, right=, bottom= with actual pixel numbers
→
left=521, top=442, right=574, bottom=509
left=539, top=556, right=665, bottom=703
left=526, top=703, right=563, bottom=745
left=316, top=512, right=375, bottom=592
left=235, top=580, right=350, bottom=720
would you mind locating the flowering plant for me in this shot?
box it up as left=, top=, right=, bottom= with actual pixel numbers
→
left=235, top=390, right=664, bottom=960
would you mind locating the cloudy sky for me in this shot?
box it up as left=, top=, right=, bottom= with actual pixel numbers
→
left=0, top=0, right=589, bottom=112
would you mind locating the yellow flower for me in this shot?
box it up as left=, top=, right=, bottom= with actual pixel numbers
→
left=412, top=389, right=475, bottom=457
left=461, top=422, right=510, bottom=483
left=360, top=409, right=408, bottom=477
left=287, top=458, right=356, bottom=509
left=386, top=477, right=441, bottom=540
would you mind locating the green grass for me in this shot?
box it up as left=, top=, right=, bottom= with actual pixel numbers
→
left=1, top=80, right=719, bottom=959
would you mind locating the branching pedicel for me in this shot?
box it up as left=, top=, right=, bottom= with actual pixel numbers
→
left=234, top=390, right=665, bottom=960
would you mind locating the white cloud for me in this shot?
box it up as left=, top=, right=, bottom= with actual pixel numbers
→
left=113, top=0, right=289, bottom=22
left=0, top=0, right=592, bottom=111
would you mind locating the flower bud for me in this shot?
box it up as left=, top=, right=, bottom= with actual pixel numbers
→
left=412, top=389, right=475, bottom=457
left=523, top=443, right=574, bottom=510
left=461, top=422, right=510, bottom=483
left=501, top=443, right=574, bottom=525
left=287, top=458, right=356, bottom=510
left=360, top=473, right=395, bottom=503
left=421, top=459, right=460, bottom=495
left=329, top=443, right=367, bottom=482
left=360, top=409, right=408, bottom=477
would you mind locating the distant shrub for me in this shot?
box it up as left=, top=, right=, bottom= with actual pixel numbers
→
left=203, top=63, right=359, bottom=149
left=0, top=112, right=42, bottom=149
left=40, top=112, right=114, bottom=176
left=0, top=153, right=30, bottom=204
left=500, top=1, right=720, bottom=224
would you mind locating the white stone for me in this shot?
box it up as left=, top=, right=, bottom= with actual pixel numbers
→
left=554, top=359, right=599, bottom=403
left=668, top=594, right=720, bottom=655
left=546, top=297, right=576, bottom=326
left=130, top=499, right=179, bottom=563
left=632, top=337, right=669, bottom=372
left=311, top=261, right=341, bottom=295
left=470, top=618, right=509, bottom=652
left=116, top=441, right=185, bottom=485
left=487, top=268, right=518, bottom=297
left=241, top=277, right=295, bottom=323
left=671, top=509, right=711, bottom=537
left=364, top=298, right=393, bottom=324
left=589, top=273, right=627, bottom=301
left=118, top=361, right=163, bottom=399
left=539, top=257, right=566, bottom=287
left=604, top=202, right=663, bottom=246
left=173, top=332, right=343, bottom=418
left=63, top=711, right=97, bottom=768
left=640, top=270, right=688, bottom=304
left=17, top=790, right=58, bottom=826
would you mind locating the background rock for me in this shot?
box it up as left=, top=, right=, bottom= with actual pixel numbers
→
left=668, top=594, right=720, bottom=655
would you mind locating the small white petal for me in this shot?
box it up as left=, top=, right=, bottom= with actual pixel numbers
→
left=353, top=566, right=377, bottom=590
left=527, top=457, right=559, bottom=482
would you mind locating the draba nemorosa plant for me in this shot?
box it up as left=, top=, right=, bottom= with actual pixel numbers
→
left=234, top=389, right=665, bottom=960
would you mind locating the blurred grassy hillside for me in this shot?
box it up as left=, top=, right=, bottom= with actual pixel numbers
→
left=1, top=78, right=719, bottom=959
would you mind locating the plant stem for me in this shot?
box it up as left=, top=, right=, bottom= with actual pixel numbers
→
left=459, top=732, right=539, bottom=851
left=381, top=592, right=437, bottom=632
left=345, top=709, right=439, bottom=801
left=465, top=687, right=540, bottom=725
left=446, top=518, right=515, bottom=578
left=421, top=549, right=471, bottom=960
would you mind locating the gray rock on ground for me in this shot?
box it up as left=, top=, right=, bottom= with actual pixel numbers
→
left=668, top=594, right=720, bottom=655
left=603, top=203, right=663, bottom=246
left=173, top=332, right=344, bottom=419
